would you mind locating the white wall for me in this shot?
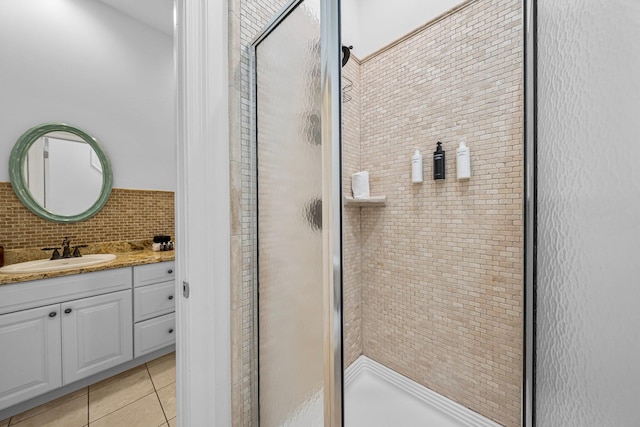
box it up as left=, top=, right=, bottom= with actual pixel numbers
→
left=342, top=0, right=465, bottom=58
left=341, top=0, right=360, bottom=54
left=0, top=0, right=175, bottom=191
left=537, top=1, right=640, bottom=425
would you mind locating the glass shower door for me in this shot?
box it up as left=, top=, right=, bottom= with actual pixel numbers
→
left=253, top=0, right=342, bottom=425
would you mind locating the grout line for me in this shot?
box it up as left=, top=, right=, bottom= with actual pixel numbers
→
left=146, top=364, right=170, bottom=425
left=146, top=363, right=159, bottom=392
left=86, top=387, right=89, bottom=426
left=155, top=389, right=170, bottom=426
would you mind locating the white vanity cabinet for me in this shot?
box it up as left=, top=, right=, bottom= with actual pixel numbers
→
left=0, top=304, right=62, bottom=410
left=132, top=262, right=176, bottom=358
left=0, top=261, right=175, bottom=414
left=0, top=267, right=133, bottom=411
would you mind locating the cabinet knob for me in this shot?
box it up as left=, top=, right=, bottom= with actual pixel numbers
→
left=168, top=295, right=174, bottom=300
left=49, top=312, right=57, bottom=318
left=167, top=269, right=173, bottom=274
left=64, top=308, right=72, bottom=314
left=168, top=328, right=174, bottom=334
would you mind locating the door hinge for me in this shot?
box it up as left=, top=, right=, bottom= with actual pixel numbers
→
left=182, top=281, right=190, bottom=298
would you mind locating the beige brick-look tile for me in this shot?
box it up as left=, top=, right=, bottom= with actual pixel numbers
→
left=342, top=0, right=524, bottom=426
left=232, top=0, right=292, bottom=425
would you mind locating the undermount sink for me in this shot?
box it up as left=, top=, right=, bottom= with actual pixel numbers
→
left=0, top=254, right=117, bottom=274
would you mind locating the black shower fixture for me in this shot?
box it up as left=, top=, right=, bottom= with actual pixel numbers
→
left=342, top=45, right=353, bottom=67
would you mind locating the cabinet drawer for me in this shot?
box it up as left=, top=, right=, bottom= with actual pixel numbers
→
left=0, top=268, right=132, bottom=316
left=134, top=313, right=175, bottom=358
left=134, top=282, right=175, bottom=322
left=133, top=262, right=175, bottom=288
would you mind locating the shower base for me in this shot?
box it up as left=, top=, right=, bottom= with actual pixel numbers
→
left=344, top=356, right=501, bottom=427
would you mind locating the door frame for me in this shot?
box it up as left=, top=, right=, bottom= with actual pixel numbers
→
left=175, top=0, right=232, bottom=425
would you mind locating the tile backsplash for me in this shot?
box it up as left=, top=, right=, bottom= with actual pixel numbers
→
left=0, top=181, right=174, bottom=251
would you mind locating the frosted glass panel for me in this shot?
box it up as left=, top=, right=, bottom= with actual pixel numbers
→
left=256, top=1, right=323, bottom=426
left=537, top=2, right=640, bottom=426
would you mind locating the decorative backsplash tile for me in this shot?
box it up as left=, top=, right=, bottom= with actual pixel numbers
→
left=0, top=182, right=174, bottom=251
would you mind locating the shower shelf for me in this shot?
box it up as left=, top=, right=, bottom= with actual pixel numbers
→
left=343, top=195, right=387, bottom=206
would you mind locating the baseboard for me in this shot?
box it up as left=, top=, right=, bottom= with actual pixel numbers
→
left=345, top=356, right=502, bottom=427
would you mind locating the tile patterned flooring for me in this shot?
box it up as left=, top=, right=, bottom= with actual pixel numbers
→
left=0, top=352, right=176, bottom=427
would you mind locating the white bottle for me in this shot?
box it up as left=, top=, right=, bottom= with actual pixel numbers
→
left=456, top=140, right=471, bottom=180
left=412, top=149, right=423, bottom=183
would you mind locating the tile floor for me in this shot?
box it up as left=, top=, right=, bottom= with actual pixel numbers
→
left=0, top=352, right=176, bottom=427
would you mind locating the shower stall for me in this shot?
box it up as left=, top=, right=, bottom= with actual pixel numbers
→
left=251, top=0, right=531, bottom=425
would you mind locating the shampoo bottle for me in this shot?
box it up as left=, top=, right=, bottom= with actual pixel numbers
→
left=456, top=140, right=471, bottom=180
left=433, top=141, right=445, bottom=180
left=411, top=149, right=423, bottom=183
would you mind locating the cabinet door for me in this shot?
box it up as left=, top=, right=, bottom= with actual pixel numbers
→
left=62, top=290, right=132, bottom=384
left=0, top=304, right=62, bottom=410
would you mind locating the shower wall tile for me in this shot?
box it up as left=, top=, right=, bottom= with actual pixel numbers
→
left=230, top=0, right=291, bottom=425
left=355, top=0, right=524, bottom=425
left=341, top=58, right=363, bottom=369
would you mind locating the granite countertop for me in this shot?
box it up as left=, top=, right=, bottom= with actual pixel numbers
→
left=0, top=246, right=175, bottom=286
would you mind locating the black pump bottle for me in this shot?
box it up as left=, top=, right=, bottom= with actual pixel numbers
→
left=433, top=141, right=445, bottom=180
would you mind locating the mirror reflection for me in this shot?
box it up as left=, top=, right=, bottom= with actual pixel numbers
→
left=23, top=131, right=104, bottom=217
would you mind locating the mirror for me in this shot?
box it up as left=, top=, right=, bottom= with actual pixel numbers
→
left=9, top=123, right=112, bottom=223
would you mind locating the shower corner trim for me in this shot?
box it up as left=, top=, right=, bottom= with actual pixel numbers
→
left=523, top=0, right=537, bottom=425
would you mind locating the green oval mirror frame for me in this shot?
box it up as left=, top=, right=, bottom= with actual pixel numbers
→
left=9, top=123, right=113, bottom=223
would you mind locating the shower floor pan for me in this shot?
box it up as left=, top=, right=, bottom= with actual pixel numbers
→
left=344, top=356, right=501, bottom=427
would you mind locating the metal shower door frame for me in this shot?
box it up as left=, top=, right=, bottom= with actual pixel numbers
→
left=250, top=0, right=344, bottom=425
left=250, top=0, right=535, bottom=425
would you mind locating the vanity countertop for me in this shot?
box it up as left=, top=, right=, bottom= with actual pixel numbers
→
left=0, top=250, right=175, bottom=286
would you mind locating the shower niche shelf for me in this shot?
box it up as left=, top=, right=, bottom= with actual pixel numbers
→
left=344, top=195, right=387, bottom=206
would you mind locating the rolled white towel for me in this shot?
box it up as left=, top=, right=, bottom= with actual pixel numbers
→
left=352, top=171, right=370, bottom=199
